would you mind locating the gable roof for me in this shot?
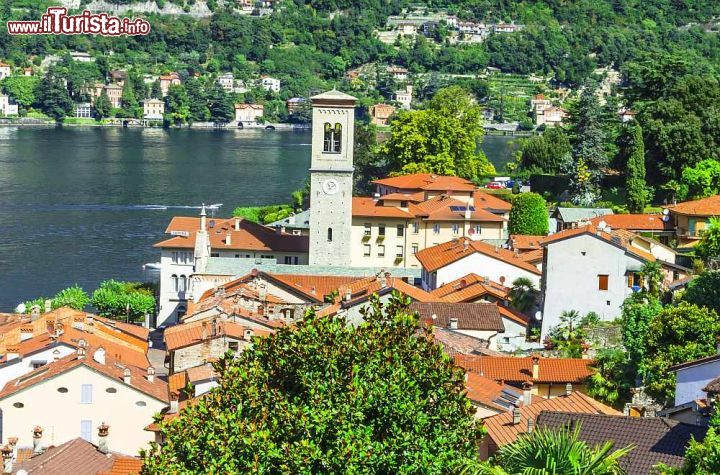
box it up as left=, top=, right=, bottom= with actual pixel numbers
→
left=465, top=372, right=521, bottom=413
left=541, top=225, right=656, bottom=263
left=536, top=411, right=707, bottom=475
left=11, top=437, right=125, bottom=475
left=409, top=195, right=505, bottom=222
left=454, top=354, right=593, bottom=384
left=473, top=190, right=512, bottom=213
left=483, top=392, right=619, bottom=448
left=555, top=207, right=613, bottom=222
left=589, top=213, right=673, bottom=232
left=411, top=302, right=505, bottom=332
left=509, top=234, right=546, bottom=251
left=416, top=238, right=541, bottom=275
left=98, top=457, right=144, bottom=475
left=666, top=194, right=720, bottom=216
left=372, top=173, right=476, bottom=192
left=430, top=273, right=510, bottom=302
left=164, top=319, right=272, bottom=352
left=668, top=353, right=720, bottom=372
left=352, top=197, right=414, bottom=219
left=154, top=216, right=308, bottom=253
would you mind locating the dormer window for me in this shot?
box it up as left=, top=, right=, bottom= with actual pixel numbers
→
left=323, top=122, right=342, bottom=153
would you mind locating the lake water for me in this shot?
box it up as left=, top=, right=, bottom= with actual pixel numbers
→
left=0, top=127, right=515, bottom=311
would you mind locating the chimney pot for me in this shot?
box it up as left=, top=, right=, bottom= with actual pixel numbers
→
left=147, top=366, right=156, bottom=383
left=234, top=218, right=241, bottom=231
left=169, top=393, right=179, bottom=414
left=97, top=422, right=109, bottom=454
left=522, top=381, right=533, bottom=406
left=1, top=445, right=12, bottom=475
left=44, top=299, right=52, bottom=313
left=225, top=232, right=232, bottom=246
left=32, top=427, right=43, bottom=455
left=565, top=382, right=573, bottom=396
left=123, top=367, right=131, bottom=384
left=449, top=317, right=459, bottom=330
left=527, top=417, right=535, bottom=433
left=77, top=346, right=86, bottom=359
left=93, top=347, right=106, bottom=365
left=512, top=407, right=521, bottom=425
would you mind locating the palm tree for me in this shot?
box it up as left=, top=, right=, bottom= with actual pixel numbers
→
left=463, top=424, right=632, bottom=475
left=508, top=277, right=536, bottom=313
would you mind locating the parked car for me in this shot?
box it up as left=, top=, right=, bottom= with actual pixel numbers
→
left=486, top=181, right=504, bottom=189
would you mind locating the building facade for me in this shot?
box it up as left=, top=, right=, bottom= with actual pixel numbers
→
left=142, top=99, right=165, bottom=120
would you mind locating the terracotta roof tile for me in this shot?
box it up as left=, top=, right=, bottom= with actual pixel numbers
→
left=98, top=456, right=144, bottom=475
left=12, top=438, right=121, bottom=474
left=473, top=190, right=512, bottom=212
left=518, top=249, right=543, bottom=263
left=164, top=319, right=272, bottom=351
left=537, top=411, right=707, bottom=475
left=454, top=354, right=593, bottom=384
left=589, top=214, right=673, bottom=231
left=372, top=173, right=476, bottom=192
left=483, top=392, right=619, bottom=448
left=509, top=234, right=546, bottom=251
left=542, top=225, right=656, bottom=262
left=409, top=195, right=505, bottom=222
left=352, top=197, right=415, bottom=218
left=411, top=302, right=504, bottom=331
left=416, top=238, right=541, bottom=274
left=497, top=305, right=529, bottom=326
left=465, top=372, right=520, bottom=412
left=269, top=273, right=363, bottom=301
left=155, top=216, right=308, bottom=253
left=430, top=328, right=495, bottom=356
left=666, top=194, right=720, bottom=216
left=430, top=274, right=510, bottom=302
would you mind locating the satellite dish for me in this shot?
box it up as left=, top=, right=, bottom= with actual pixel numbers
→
left=662, top=215, right=670, bottom=222
left=598, top=220, right=606, bottom=229
left=662, top=208, right=670, bottom=216
left=535, top=311, right=543, bottom=321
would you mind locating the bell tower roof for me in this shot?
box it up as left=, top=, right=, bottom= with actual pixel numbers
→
left=311, top=89, right=357, bottom=106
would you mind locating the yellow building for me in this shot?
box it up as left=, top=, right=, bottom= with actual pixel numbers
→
left=665, top=194, right=720, bottom=247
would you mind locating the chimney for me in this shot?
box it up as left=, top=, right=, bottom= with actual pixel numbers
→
left=32, top=426, right=43, bottom=455
left=1, top=445, right=11, bottom=475
left=44, top=299, right=52, bottom=313
left=7, top=438, right=17, bottom=463
left=201, top=321, right=208, bottom=340
left=532, top=355, right=540, bottom=380
left=449, top=317, right=459, bottom=330
left=234, top=218, right=241, bottom=231
left=527, top=417, right=535, bottom=433
left=93, top=347, right=106, bottom=365
left=200, top=204, right=207, bottom=230
left=169, top=393, right=179, bottom=414
left=85, top=314, right=94, bottom=333
left=465, top=198, right=473, bottom=220
left=463, top=239, right=469, bottom=251
left=5, top=347, right=18, bottom=362
left=565, top=383, right=573, bottom=396
left=522, top=381, right=533, bottom=406
left=30, top=306, right=40, bottom=321
left=147, top=366, right=156, bottom=383
left=225, top=232, right=232, bottom=246
left=97, top=422, right=109, bottom=454
left=512, top=407, right=521, bottom=425
left=243, top=329, right=254, bottom=342
left=52, top=348, right=61, bottom=361
left=76, top=346, right=86, bottom=360
left=373, top=192, right=381, bottom=202
left=123, top=367, right=131, bottom=385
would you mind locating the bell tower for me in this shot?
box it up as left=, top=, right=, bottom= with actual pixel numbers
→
left=308, top=90, right=356, bottom=266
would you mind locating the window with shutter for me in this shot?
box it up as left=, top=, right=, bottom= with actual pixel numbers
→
left=80, top=420, right=92, bottom=441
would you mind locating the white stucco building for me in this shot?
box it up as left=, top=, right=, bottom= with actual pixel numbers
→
left=669, top=354, right=720, bottom=407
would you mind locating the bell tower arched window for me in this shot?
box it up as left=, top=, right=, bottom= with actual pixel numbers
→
left=323, top=123, right=342, bottom=153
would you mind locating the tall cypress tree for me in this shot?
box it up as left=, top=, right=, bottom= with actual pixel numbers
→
left=626, top=122, right=648, bottom=213
left=571, top=81, right=606, bottom=201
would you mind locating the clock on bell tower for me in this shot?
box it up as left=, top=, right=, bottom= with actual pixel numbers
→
left=308, top=90, right=357, bottom=266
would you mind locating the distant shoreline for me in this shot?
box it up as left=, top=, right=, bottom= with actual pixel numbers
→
left=0, top=118, right=311, bottom=130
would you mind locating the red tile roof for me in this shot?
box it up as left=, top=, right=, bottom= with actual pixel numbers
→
left=13, top=438, right=122, bottom=474
left=412, top=302, right=505, bottom=331
left=497, top=305, right=530, bottom=326
left=352, top=197, right=415, bottom=218
left=473, top=190, right=512, bottom=212
left=589, top=214, right=673, bottom=231
left=430, top=273, right=510, bottom=302
left=483, top=391, right=619, bottom=448
left=270, top=273, right=363, bottom=301
left=154, top=216, right=308, bottom=253
left=465, top=372, right=519, bottom=412
left=372, top=173, right=476, bottom=192
left=164, top=319, right=272, bottom=351
left=666, top=194, right=720, bottom=216
left=416, top=238, right=541, bottom=275
left=98, top=457, right=144, bottom=475
left=541, top=225, right=656, bottom=262
left=454, top=354, right=593, bottom=384
left=410, top=195, right=505, bottom=222
left=509, top=234, right=546, bottom=251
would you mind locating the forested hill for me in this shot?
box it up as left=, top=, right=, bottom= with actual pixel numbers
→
left=1, top=0, right=720, bottom=93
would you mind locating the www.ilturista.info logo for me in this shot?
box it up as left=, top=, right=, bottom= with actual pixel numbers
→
left=7, top=7, right=150, bottom=36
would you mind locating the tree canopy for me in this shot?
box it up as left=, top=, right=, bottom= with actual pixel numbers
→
left=508, top=193, right=549, bottom=236
left=142, top=294, right=481, bottom=473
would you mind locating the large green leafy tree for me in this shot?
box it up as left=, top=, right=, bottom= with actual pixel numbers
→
left=121, top=78, right=140, bottom=118
left=568, top=82, right=606, bottom=204
left=466, top=425, right=632, bottom=475
left=620, top=293, right=662, bottom=373
left=382, top=86, right=495, bottom=181
left=352, top=123, right=387, bottom=195
left=508, top=192, right=549, bottom=236
left=184, top=78, right=210, bottom=122
left=91, top=280, right=155, bottom=322
left=36, top=72, right=73, bottom=121
left=587, top=348, right=634, bottom=407
left=22, top=285, right=90, bottom=313
left=680, top=159, right=720, bottom=200
left=166, top=84, right=191, bottom=124
left=94, top=90, right=112, bottom=119
left=625, top=122, right=649, bottom=213
left=142, top=294, right=481, bottom=473
left=695, top=217, right=720, bottom=263
left=508, top=277, right=536, bottom=314
left=644, top=302, right=720, bottom=403
left=0, top=76, right=38, bottom=108
left=207, top=83, right=234, bottom=123
left=668, top=406, right=720, bottom=474
left=684, top=270, right=720, bottom=316
left=517, top=127, right=572, bottom=175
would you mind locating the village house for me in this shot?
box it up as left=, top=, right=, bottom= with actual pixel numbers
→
left=540, top=225, right=688, bottom=339
left=662, top=350, right=720, bottom=426
left=217, top=72, right=234, bottom=92
left=267, top=209, right=311, bottom=236
left=589, top=213, right=674, bottom=244
left=0, top=344, right=167, bottom=455
left=142, top=99, right=165, bottom=120
left=234, top=103, right=264, bottom=124
left=465, top=372, right=523, bottom=419
left=538, top=412, right=707, bottom=475
left=665, top=194, right=720, bottom=248
left=397, top=22, right=418, bottom=36
left=103, top=84, right=123, bottom=108
left=22, top=67, right=32, bottom=77
left=259, top=76, right=280, bottom=93
left=5, top=429, right=142, bottom=474
left=386, top=66, right=409, bottom=81
left=286, top=97, right=306, bottom=115
left=153, top=209, right=309, bottom=326
left=394, top=85, right=413, bottom=109
left=159, top=72, right=181, bottom=97
left=552, top=207, right=614, bottom=231
left=164, top=318, right=271, bottom=374
left=0, top=94, right=18, bottom=116
left=368, top=103, right=396, bottom=126
left=417, top=238, right=541, bottom=291
left=109, top=70, right=127, bottom=86
left=69, top=51, right=94, bottom=62
left=479, top=387, right=618, bottom=458
left=0, top=62, right=11, bottom=80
